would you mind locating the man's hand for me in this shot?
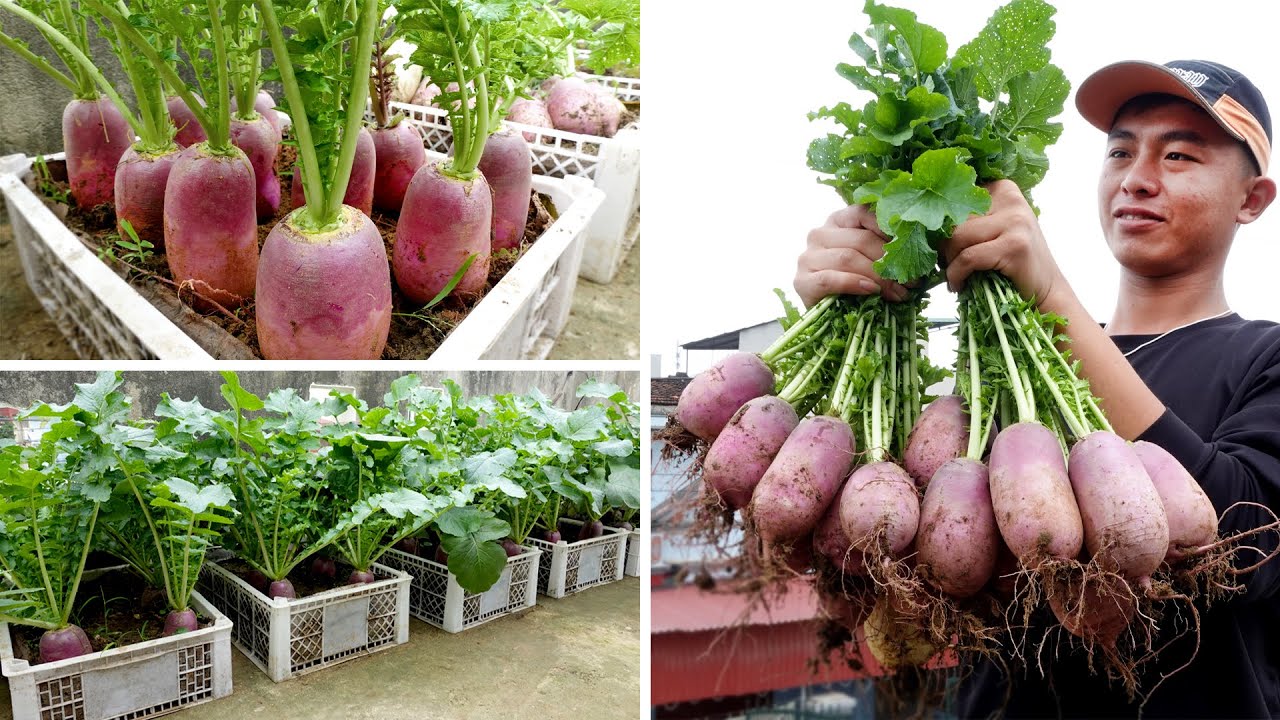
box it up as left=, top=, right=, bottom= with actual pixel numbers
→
left=943, top=179, right=1068, bottom=308
left=794, top=205, right=912, bottom=309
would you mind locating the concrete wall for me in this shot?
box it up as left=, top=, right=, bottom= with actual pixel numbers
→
left=0, top=18, right=136, bottom=157
left=0, top=370, right=640, bottom=417
left=0, top=17, right=279, bottom=156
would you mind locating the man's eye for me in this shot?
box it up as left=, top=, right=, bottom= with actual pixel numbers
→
left=1167, top=152, right=1195, bottom=161
left=1107, top=149, right=1130, bottom=158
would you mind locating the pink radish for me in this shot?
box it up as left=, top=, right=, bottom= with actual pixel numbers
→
left=348, top=569, right=377, bottom=585
left=903, top=395, right=970, bottom=488
left=477, top=128, right=533, bottom=251
left=62, top=97, right=131, bottom=208
left=163, top=145, right=259, bottom=309
left=393, top=161, right=492, bottom=302
left=371, top=121, right=427, bottom=212
left=256, top=205, right=393, bottom=359
left=162, top=608, right=199, bottom=636
left=507, top=98, right=555, bottom=141
left=1132, top=440, right=1218, bottom=561
left=268, top=579, right=296, bottom=599
left=1067, top=431, right=1170, bottom=581
left=39, top=625, right=95, bottom=663
left=231, top=90, right=283, bottom=139
left=292, top=127, right=376, bottom=217
left=838, top=461, right=919, bottom=564
left=703, top=395, right=799, bottom=510
left=167, top=95, right=207, bottom=148
left=1049, top=572, right=1136, bottom=646
left=814, top=492, right=861, bottom=574
left=989, top=422, right=1084, bottom=565
left=113, top=146, right=182, bottom=246
left=750, top=415, right=856, bottom=543
left=916, top=458, right=998, bottom=598
left=675, top=353, right=776, bottom=442
left=412, top=80, right=441, bottom=106
left=547, top=77, right=623, bottom=137
left=230, top=115, right=282, bottom=220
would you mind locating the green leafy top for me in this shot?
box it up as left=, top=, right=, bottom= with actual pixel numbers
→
left=559, top=0, right=639, bottom=75
left=807, top=0, right=1068, bottom=283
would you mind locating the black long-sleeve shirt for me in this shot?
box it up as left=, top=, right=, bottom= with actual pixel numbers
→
left=957, top=313, right=1280, bottom=719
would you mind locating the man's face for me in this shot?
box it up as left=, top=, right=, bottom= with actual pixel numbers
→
left=1096, top=99, right=1255, bottom=278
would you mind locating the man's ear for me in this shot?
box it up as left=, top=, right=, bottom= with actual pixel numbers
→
left=1238, top=175, right=1277, bottom=225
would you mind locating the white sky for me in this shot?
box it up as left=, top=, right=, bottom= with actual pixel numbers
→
left=641, top=0, right=1280, bottom=377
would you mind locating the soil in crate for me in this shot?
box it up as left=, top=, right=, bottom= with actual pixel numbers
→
left=8, top=570, right=213, bottom=665
left=218, top=557, right=383, bottom=600
left=29, top=151, right=556, bottom=359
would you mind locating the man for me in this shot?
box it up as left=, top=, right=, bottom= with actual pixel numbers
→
left=795, top=60, right=1280, bottom=717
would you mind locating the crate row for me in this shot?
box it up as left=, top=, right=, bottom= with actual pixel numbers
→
left=1, top=528, right=631, bottom=719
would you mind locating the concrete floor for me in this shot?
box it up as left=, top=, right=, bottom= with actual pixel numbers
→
left=0, top=577, right=641, bottom=720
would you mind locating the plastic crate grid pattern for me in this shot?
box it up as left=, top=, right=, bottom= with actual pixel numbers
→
left=198, top=565, right=272, bottom=669
left=579, top=73, right=641, bottom=102
left=5, top=195, right=156, bottom=360
left=197, top=560, right=402, bottom=678
left=529, top=530, right=623, bottom=596
left=26, top=642, right=215, bottom=720
left=380, top=549, right=537, bottom=631
left=391, top=102, right=606, bottom=181
left=36, top=675, right=81, bottom=720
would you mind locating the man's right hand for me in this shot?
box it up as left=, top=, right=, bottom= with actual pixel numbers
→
left=794, top=204, right=911, bottom=308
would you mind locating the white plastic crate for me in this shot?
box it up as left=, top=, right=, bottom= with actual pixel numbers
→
left=196, top=559, right=410, bottom=683
left=577, top=72, right=641, bottom=102
left=0, top=591, right=232, bottom=720
left=390, top=98, right=640, bottom=284
left=526, top=521, right=627, bottom=599
left=0, top=153, right=602, bottom=360
left=379, top=545, right=541, bottom=633
left=625, top=529, right=641, bottom=577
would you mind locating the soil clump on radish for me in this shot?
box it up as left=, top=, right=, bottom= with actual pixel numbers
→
left=29, top=153, right=555, bottom=359
left=9, top=570, right=212, bottom=665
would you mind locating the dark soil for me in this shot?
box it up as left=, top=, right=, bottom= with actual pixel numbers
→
left=218, top=556, right=374, bottom=600
left=31, top=149, right=556, bottom=360
left=9, top=569, right=212, bottom=665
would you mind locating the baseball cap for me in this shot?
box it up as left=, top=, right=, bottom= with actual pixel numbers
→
left=1075, top=59, right=1272, bottom=175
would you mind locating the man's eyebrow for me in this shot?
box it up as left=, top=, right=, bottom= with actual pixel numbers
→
left=1106, top=127, right=1210, bottom=145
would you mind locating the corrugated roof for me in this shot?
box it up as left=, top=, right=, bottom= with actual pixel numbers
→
left=651, top=578, right=822, bottom=634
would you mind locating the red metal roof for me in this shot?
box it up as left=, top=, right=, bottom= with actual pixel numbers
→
left=651, top=578, right=823, bottom=634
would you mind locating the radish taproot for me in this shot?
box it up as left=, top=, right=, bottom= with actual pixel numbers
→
left=114, top=146, right=181, bottom=246
left=903, top=395, right=970, bottom=488
left=675, top=352, right=775, bottom=442
left=253, top=0, right=391, bottom=358
left=547, top=77, right=622, bottom=137
left=371, top=120, right=426, bottom=212
left=478, top=128, right=534, bottom=251
left=39, top=626, right=95, bottom=663
left=702, top=395, right=799, bottom=510
left=989, top=422, right=1084, bottom=565
left=916, top=458, right=998, bottom=598
left=814, top=491, right=861, bottom=574
left=749, top=415, right=855, bottom=543
left=63, top=98, right=131, bottom=209
left=838, top=461, right=920, bottom=567
left=507, top=98, right=554, bottom=141
left=1132, top=440, right=1218, bottom=561
left=1068, top=431, right=1169, bottom=582
left=161, top=608, right=199, bottom=636
left=394, top=161, right=492, bottom=301
left=167, top=94, right=208, bottom=148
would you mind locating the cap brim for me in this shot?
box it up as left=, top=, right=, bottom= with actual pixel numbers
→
left=1075, top=60, right=1247, bottom=143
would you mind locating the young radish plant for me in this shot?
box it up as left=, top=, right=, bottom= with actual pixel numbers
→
left=88, top=0, right=262, bottom=310
left=214, top=373, right=347, bottom=599
left=0, top=0, right=130, bottom=208
left=0, top=405, right=110, bottom=663
left=253, top=0, right=392, bottom=359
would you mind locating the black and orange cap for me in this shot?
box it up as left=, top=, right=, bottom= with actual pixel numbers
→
left=1076, top=59, right=1272, bottom=175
